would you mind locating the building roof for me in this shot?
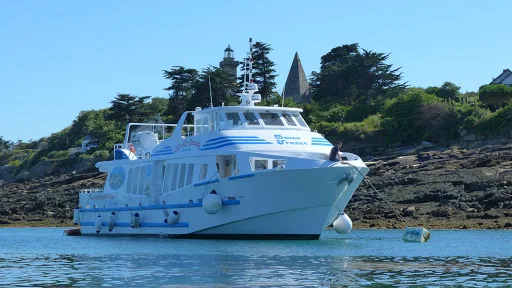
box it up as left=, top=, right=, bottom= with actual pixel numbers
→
left=491, top=69, right=512, bottom=84
left=283, top=52, right=310, bottom=103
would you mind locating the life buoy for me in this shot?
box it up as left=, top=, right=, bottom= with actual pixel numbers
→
left=129, top=144, right=136, bottom=154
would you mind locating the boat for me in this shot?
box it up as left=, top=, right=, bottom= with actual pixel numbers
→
left=71, top=39, right=369, bottom=240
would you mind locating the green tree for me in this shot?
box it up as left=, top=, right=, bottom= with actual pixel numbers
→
left=189, top=66, right=239, bottom=109
left=107, top=94, right=150, bottom=124
left=0, top=136, right=12, bottom=150
left=478, top=84, right=512, bottom=109
left=163, top=66, right=199, bottom=120
left=238, top=41, right=277, bottom=101
left=381, top=88, right=441, bottom=144
left=68, top=109, right=124, bottom=151
left=437, top=81, right=460, bottom=101
left=310, top=43, right=406, bottom=106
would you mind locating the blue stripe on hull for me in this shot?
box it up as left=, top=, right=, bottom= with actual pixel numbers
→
left=80, top=222, right=189, bottom=228
left=80, top=200, right=240, bottom=213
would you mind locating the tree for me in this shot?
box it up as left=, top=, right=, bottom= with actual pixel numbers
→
left=381, top=88, right=441, bottom=144
left=106, top=94, right=150, bottom=124
left=433, top=81, right=461, bottom=101
left=0, top=136, right=12, bottom=150
left=238, top=41, right=277, bottom=101
left=478, top=84, right=512, bottom=109
left=310, top=43, right=406, bottom=106
left=163, top=66, right=199, bottom=120
left=188, top=66, right=239, bottom=110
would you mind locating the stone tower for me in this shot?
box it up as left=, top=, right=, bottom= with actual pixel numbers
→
left=219, top=45, right=239, bottom=83
left=283, top=52, right=310, bottom=103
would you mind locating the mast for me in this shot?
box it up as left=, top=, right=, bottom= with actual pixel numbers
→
left=237, top=38, right=261, bottom=106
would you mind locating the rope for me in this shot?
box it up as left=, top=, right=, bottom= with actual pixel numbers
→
left=344, top=161, right=408, bottom=225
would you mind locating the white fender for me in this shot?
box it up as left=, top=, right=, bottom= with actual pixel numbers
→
left=73, top=207, right=80, bottom=225
left=132, top=212, right=141, bottom=228
left=94, top=215, right=102, bottom=234
left=203, top=190, right=222, bottom=214
left=333, top=212, right=352, bottom=234
left=108, top=212, right=116, bottom=232
left=164, top=210, right=179, bottom=225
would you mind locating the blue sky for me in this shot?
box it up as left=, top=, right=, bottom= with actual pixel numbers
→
left=1, top=0, right=510, bottom=142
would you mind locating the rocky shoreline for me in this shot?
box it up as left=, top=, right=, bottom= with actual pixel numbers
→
left=0, top=143, right=511, bottom=230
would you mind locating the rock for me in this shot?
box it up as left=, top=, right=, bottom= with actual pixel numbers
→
left=415, top=145, right=424, bottom=152
left=460, top=130, right=468, bottom=137
left=403, top=206, right=416, bottom=216
left=421, top=141, right=434, bottom=148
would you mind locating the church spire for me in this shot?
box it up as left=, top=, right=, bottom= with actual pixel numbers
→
left=283, top=52, right=310, bottom=103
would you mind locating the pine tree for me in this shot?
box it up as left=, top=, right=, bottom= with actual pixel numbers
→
left=107, top=94, right=150, bottom=124
left=163, top=66, right=199, bottom=120
left=238, top=41, right=277, bottom=101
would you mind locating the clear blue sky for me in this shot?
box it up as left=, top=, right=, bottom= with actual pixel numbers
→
left=1, top=0, right=510, bottom=142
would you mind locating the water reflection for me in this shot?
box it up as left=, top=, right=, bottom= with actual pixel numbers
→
left=0, top=253, right=510, bottom=287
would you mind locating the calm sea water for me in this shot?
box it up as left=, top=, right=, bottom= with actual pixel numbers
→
left=0, top=228, right=510, bottom=287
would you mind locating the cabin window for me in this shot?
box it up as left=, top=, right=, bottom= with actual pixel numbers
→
left=259, top=112, right=284, bottom=126
left=133, top=167, right=140, bottom=194
left=186, top=164, right=194, bottom=185
left=282, top=113, right=297, bottom=126
left=217, top=155, right=236, bottom=178
left=126, top=168, right=134, bottom=194
left=138, top=166, right=146, bottom=195
left=163, top=164, right=172, bottom=193
left=199, top=164, right=208, bottom=180
left=226, top=112, right=242, bottom=126
left=243, top=112, right=260, bottom=125
left=195, top=117, right=203, bottom=135
left=178, top=163, right=186, bottom=189
left=170, top=163, right=179, bottom=191
left=250, top=157, right=287, bottom=171
left=292, top=113, right=308, bottom=127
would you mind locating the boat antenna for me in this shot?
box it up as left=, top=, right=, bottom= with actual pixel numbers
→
left=237, top=38, right=261, bottom=106
left=208, top=75, right=213, bottom=108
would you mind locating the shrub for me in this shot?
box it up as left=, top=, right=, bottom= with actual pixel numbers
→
left=92, top=150, right=109, bottom=161
left=47, top=150, right=70, bottom=160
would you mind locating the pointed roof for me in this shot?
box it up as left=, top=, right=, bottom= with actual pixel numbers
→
left=283, top=52, right=310, bottom=103
left=491, top=69, right=512, bottom=85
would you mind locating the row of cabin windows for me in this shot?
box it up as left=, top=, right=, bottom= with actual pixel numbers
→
left=195, top=111, right=308, bottom=135
left=123, top=156, right=286, bottom=195
left=126, top=165, right=150, bottom=195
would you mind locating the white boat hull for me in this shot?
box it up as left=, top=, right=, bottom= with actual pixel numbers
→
left=78, top=165, right=367, bottom=239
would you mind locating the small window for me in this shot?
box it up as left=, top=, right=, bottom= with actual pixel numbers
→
left=178, top=163, right=186, bottom=189
left=195, top=118, right=203, bottom=135
left=133, top=167, right=140, bottom=194
left=292, top=113, right=308, bottom=127
left=254, top=159, right=268, bottom=170
left=226, top=112, right=242, bottom=126
left=186, top=164, right=194, bottom=185
left=199, top=164, right=208, bottom=180
left=127, top=168, right=134, bottom=194
left=282, top=113, right=297, bottom=126
left=138, top=166, right=146, bottom=195
left=243, top=112, right=260, bottom=125
left=170, top=163, right=179, bottom=191
left=272, top=160, right=287, bottom=168
left=163, top=164, right=172, bottom=193
left=259, top=112, right=284, bottom=126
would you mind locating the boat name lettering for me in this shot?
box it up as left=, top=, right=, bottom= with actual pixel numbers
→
left=89, top=194, right=116, bottom=200
left=274, top=134, right=308, bottom=146
left=175, top=139, right=201, bottom=152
